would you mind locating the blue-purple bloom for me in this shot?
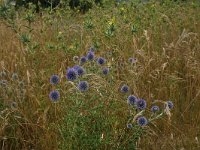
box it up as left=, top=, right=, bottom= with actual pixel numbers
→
left=66, top=68, right=78, bottom=81
left=151, top=105, right=160, bottom=113
left=96, top=57, right=106, bottom=65
left=120, top=84, right=129, bottom=93
left=127, top=123, right=133, bottom=129
left=136, top=99, right=147, bottom=110
left=127, top=95, right=137, bottom=105
left=80, top=56, right=87, bottom=64
left=137, top=116, right=148, bottom=126
left=87, top=51, right=95, bottom=61
left=102, top=68, right=109, bottom=75
left=50, top=75, right=59, bottom=85
left=49, top=90, right=60, bottom=102
left=166, top=101, right=174, bottom=109
left=78, top=81, right=89, bottom=92
left=73, top=65, right=85, bottom=76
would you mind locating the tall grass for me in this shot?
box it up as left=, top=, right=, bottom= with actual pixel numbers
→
left=0, top=0, right=200, bottom=149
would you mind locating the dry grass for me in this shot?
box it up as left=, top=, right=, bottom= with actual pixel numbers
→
left=0, top=1, right=200, bottom=149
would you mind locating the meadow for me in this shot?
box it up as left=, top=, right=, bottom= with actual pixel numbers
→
left=0, top=0, right=200, bottom=149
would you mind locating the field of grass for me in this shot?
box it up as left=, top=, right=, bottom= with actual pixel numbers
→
left=0, top=0, right=200, bottom=149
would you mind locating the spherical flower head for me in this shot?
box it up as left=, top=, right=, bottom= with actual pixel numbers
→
left=136, top=99, right=147, bottom=110
left=80, top=56, right=87, bottom=64
left=87, top=51, right=95, bottom=61
left=127, top=123, right=133, bottom=129
left=73, top=56, right=79, bottom=62
left=102, top=67, right=109, bottom=75
left=78, top=81, right=89, bottom=92
left=66, top=68, right=78, bottom=81
left=12, top=73, right=18, bottom=80
left=73, top=65, right=85, bottom=76
left=137, top=116, right=148, bottom=126
left=0, top=80, right=8, bottom=87
left=127, top=95, right=137, bottom=105
left=128, top=58, right=137, bottom=64
left=120, top=84, right=129, bottom=93
left=50, top=75, right=59, bottom=85
left=96, top=57, right=106, bottom=65
left=89, top=47, right=95, bottom=52
left=49, top=90, right=60, bottom=102
left=166, top=101, right=174, bottom=110
left=151, top=105, right=160, bottom=113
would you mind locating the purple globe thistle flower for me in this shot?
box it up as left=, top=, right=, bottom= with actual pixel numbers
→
left=66, top=68, right=78, bottom=81
left=128, top=58, right=137, bottom=64
left=136, top=99, right=147, bottom=110
left=127, top=95, right=137, bottom=105
left=87, top=51, right=95, bottom=61
left=127, top=123, right=133, bottom=129
left=78, top=81, right=89, bottom=92
left=166, top=101, right=174, bottom=109
left=73, top=65, right=85, bottom=76
left=96, top=57, right=106, bottom=65
left=102, top=67, right=109, bottom=75
left=120, top=84, right=129, bottom=93
left=137, top=116, right=148, bottom=126
left=50, top=75, right=59, bottom=85
left=80, top=56, right=87, bottom=64
left=151, top=105, right=160, bottom=113
left=49, top=90, right=60, bottom=102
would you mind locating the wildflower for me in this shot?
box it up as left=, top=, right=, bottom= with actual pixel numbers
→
left=136, top=99, right=147, bottom=110
left=127, top=95, right=137, bottom=105
left=0, top=71, right=7, bottom=78
left=120, top=84, right=129, bottom=93
left=166, top=101, right=174, bottom=109
left=102, top=68, right=109, bottom=75
left=49, top=90, right=60, bottom=102
left=73, top=56, right=79, bottom=62
left=137, top=116, right=148, bottom=126
left=97, top=57, right=106, bottom=65
left=89, top=47, right=95, bottom=52
left=78, top=81, right=89, bottom=92
left=11, top=73, right=18, bottom=80
left=87, top=51, right=95, bottom=61
left=151, top=105, right=160, bottom=113
left=18, top=81, right=25, bottom=88
left=0, top=80, right=8, bottom=87
left=127, top=123, right=133, bottom=129
left=50, top=75, right=59, bottom=85
left=10, top=101, right=18, bottom=110
left=66, top=68, right=78, bottom=81
left=128, top=58, right=137, bottom=64
left=73, top=65, right=85, bottom=76
left=80, top=56, right=87, bottom=64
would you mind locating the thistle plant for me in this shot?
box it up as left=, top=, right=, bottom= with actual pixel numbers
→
left=48, top=47, right=174, bottom=149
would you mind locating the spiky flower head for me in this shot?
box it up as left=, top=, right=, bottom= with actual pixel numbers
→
left=73, top=56, right=79, bottom=62
left=78, top=81, right=89, bottom=92
left=166, top=101, right=174, bottom=110
left=127, top=95, right=137, bottom=105
left=137, top=116, right=148, bottom=126
left=120, top=84, right=129, bottom=93
left=66, top=68, right=78, bottom=81
left=96, top=57, right=106, bottom=65
left=11, top=73, right=18, bottom=80
left=87, top=51, right=95, bottom=61
left=151, top=105, right=160, bottom=113
left=102, top=67, right=109, bottom=75
left=80, top=56, right=87, bottom=64
left=73, top=65, right=85, bottom=76
left=50, top=75, right=59, bottom=85
left=49, top=90, right=60, bottom=102
left=128, top=58, right=137, bottom=64
left=136, top=99, right=147, bottom=110
left=127, top=123, right=133, bottom=129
